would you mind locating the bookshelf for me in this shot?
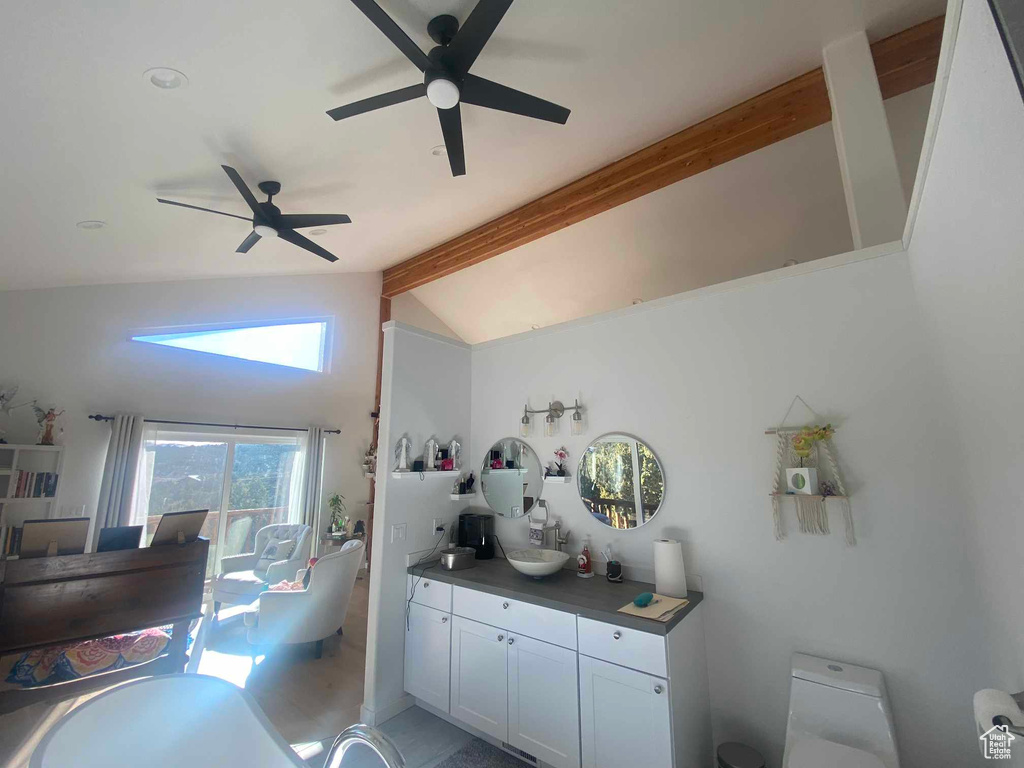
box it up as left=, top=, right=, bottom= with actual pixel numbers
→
left=0, top=443, right=65, bottom=557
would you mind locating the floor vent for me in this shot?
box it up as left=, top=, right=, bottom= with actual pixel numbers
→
left=501, top=742, right=538, bottom=764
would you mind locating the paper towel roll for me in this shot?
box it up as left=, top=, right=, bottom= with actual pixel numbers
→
left=975, top=689, right=1024, bottom=734
left=653, top=538, right=687, bottom=598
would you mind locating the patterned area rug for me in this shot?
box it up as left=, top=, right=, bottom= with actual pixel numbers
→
left=434, top=740, right=528, bottom=768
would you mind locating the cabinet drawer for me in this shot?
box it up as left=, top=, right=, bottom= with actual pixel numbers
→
left=408, top=573, right=452, bottom=613
left=452, top=586, right=577, bottom=650
left=577, top=617, right=667, bottom=678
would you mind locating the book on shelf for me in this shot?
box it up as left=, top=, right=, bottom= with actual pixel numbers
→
left=0, top=525, right=23, bottom=558
left=10, top=470, right=59, bottom=499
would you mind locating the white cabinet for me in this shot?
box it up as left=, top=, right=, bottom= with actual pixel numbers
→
left=508, top=633, right=580, bottom=768
left=404, top=603, right=452, bottom=713
left=579, top=655, right=672, bottom=768
left=450, top=615, right=509, bottom=741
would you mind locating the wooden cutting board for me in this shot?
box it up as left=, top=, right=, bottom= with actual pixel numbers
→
left=617, top=594, right=689, bottom=622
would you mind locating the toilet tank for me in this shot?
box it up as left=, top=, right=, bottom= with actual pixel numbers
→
left=783, top=654, right=900, bottom=768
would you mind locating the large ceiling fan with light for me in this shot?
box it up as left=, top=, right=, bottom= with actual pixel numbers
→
left=328, top=0, right=571, bottom=177
left=156, top=165, right=350, bottom=262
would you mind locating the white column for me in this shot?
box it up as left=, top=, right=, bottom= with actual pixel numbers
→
left=823, top=31, right=907, bottom=249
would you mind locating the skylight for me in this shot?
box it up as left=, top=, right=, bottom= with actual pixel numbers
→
left=131, top=320, right=329, bottom=372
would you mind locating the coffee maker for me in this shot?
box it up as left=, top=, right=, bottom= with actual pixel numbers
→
left=457, top=512, right=495, bottom=560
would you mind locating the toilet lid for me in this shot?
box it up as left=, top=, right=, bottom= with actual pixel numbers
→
left=788, top=738, right=885, bottom=768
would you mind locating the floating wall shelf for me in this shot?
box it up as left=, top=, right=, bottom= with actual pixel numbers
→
left=450, top=492, right=477, bottom=501
left=543, top=475, right=572, bottom=484
left=391, top=470, right=462, bottom=479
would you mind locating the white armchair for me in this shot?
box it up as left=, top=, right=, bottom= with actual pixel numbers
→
left=211, top=523, right=312, bottom=612
left=244, top=539, right=364, bottom=658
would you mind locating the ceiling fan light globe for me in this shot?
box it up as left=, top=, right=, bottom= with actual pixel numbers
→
left=427, top=78, right=460, bottom=109
left=253, top=224, right=278, bottom=238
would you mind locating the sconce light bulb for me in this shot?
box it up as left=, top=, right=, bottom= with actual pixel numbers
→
left=545, top=412, right=558, bottom=437
left=571, top=410, right=584, bottom=436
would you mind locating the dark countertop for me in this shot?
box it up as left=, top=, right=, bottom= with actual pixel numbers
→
left=408, top=558, right=703, bottom=636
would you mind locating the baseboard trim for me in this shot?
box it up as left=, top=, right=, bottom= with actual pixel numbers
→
left=360, top=694, right=415, bottom=726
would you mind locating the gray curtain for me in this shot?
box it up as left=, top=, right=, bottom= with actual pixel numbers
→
left=94, top=413, right=144, bottom=546
left=302, top=426, right=326, bottom=544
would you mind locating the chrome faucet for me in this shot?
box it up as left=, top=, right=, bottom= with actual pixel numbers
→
left=552, top=521, right=571, bottom=552
left=324, top=724, right=405, bottom=768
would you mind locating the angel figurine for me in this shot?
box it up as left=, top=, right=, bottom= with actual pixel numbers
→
left=33, top=402, right=65, bottom=446
left=424, top=437, right=438, bottom=471
left=0, top=385, right=18, bottom=444
left=394, top=435, right=412, bottom=472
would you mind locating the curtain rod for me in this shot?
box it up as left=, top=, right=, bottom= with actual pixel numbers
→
left=88, top=414, right=341, bottom=435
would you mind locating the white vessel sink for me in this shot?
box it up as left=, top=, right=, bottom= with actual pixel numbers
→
left=506, top=548, right=571, bottom=578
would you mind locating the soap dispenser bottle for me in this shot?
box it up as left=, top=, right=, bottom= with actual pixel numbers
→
left=577, top=535, right=594, bottom=579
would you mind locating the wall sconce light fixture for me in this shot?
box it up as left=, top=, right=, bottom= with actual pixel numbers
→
left=520, top=399, right=586, bottom=438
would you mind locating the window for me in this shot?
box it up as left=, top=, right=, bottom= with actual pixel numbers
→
left=131, top=427, right=306, bottom=579
left=131, top=319, right=330, bottom=372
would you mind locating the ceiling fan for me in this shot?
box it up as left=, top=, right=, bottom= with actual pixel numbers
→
left=156, top=165, right=351, bottom=262
left=328, top=0, right=570, bottom=177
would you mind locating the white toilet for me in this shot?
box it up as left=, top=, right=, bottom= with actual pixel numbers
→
left=782, top=654, right=900, bottom=768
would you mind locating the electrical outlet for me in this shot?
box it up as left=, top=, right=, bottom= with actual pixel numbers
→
left=391, top=523, right=407, bottom=543
left=511, top=505, right=520, bottom=517
left=431, top=518, right=444, bottom=534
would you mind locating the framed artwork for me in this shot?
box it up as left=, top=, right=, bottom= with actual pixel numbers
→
left=988, top=0, right=1024, bottom=103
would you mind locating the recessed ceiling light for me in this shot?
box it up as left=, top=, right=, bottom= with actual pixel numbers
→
left=430, top=145, right=447, bottom=157
left=76, top=220, right=106, bottom=230
left=144, top=67, right=188, bottom=90
left=309, top=228, right=328, bottom=236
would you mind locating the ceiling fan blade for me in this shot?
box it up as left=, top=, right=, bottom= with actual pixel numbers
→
left=276, top=214, right=352, bottom=229
left=221, top=165, right=264, bottom=218
left=279, top=229, right=340, bottom=263
left=236, top=231, right=261, bottom=253
left=437, top=105, right=466, bottom=177
left=461, top=75, right=570, bottom=124
left=156, top=199, right=253, bottom=222
left=447, top=0, right=514, bottom=73
left=327, top=83, right=426, bottom=121
left=350, top=0, right=432, bottom=72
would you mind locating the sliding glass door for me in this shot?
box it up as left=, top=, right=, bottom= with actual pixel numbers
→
left=132, top=427, right=304, bottom=580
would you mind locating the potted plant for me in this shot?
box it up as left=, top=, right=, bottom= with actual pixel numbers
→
left=786, top=424, right=834, bottom=494
left=328, top=493, right=347, bottom=533
left=554, top=447, right=569, bottom=476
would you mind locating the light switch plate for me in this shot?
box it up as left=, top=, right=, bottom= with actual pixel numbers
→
left=391, top=523, right=407, bottom=543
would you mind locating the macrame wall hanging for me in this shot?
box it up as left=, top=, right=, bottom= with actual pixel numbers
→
left=767, top=395, right=855, bottom=546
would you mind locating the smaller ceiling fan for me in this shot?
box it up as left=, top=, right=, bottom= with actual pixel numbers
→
left=328, top=0, right=570, bottom=177
left=156, top=165, right=351, bottom=262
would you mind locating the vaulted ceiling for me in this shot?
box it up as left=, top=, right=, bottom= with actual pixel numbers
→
left=0, top=0, right=943, bottom=293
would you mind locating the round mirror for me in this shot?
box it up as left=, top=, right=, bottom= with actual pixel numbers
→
left=480, top=439, right=543, bottom=519
left=578, top=433, right=665, bottom=529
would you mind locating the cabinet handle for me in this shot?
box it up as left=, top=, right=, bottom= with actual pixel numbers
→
left=441, top=616, right=448, bottom=624
left=654, top=685, right=664, bottom=694
left=502, top=602, right=510, bottom=609
left=613, top=631, right=622, bottom=640
left=508, top=637, right=515, bottom=645
left=498, top=634, right=505, bottom=642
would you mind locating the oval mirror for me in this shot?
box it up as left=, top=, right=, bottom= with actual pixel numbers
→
left=578, top=433, right=665, bottom=529
left=480, top=439, right=543, bottom=519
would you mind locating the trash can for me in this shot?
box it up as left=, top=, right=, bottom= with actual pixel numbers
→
left=717, top=741, right=766, bottom=768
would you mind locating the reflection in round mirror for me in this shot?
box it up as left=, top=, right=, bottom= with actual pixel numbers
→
left=480, top=439, right=543, bottom=519
left=578, top=433, right=665, bottom=530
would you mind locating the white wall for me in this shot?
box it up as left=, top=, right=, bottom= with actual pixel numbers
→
left=906, top=0, right=1024, bottom=687
left=389, top=293, right=462, bottom=341
left=362, top=323, right=472, bottom=724
left=0, top=272, right=381, bottom=533
left=469, top=250, right=989, bottom=767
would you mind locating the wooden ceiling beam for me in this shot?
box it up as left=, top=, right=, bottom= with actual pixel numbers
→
left=382, top=15, right=945, bottom=298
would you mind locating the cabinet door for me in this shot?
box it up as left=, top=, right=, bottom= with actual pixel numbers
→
left=450, top=615, right=508, bottom=741
left=404, top=603, right=451, bottom=713
left=508, top=634, right=580, bottom=768
left=579, top=655, right=672, bottom=768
